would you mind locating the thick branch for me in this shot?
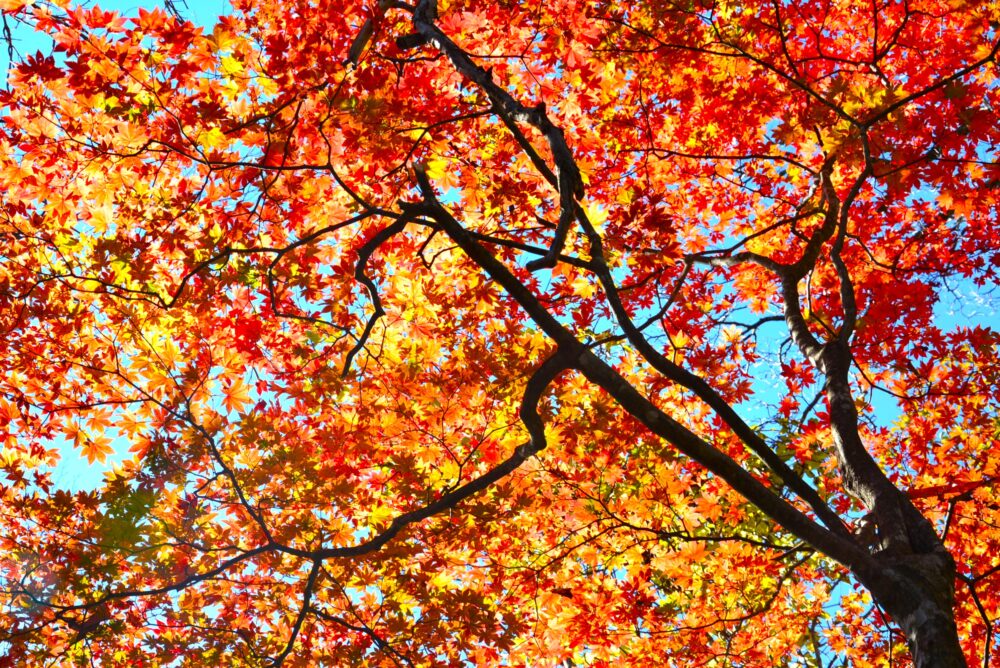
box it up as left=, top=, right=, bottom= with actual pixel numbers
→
left=409, top=0, right=583, bottom=269
left=573, top=207, right=847, bottom=537
left=410, top=166, right=868, bottom=569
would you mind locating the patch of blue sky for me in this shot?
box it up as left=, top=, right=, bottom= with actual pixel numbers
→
left=1, top=0, right=231, bottom=78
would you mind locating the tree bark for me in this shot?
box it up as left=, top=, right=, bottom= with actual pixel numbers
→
left=858, top=549, right=966, bottom=668
left=820, top=342, right=968, bottom=666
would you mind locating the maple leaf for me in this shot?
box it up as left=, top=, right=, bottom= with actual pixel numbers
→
left=222, top=377, right=252, bottom=414
left=79, top=434, right=115, bottom=465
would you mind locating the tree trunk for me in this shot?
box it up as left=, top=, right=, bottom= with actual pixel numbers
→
left=820, top=343, right=968, bottom=667
left=858, top=549, right=966, bottom=668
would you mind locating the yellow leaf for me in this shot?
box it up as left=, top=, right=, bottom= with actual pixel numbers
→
left=0, top=0, right=32, bottom=11
left=368, top=504, right=395, bottom=527
left=258, top=76, right=279, bottom=97
left=90, top=203, right=114, bottom=233
left=570, top=274, right=597, bottom=299
left=584, top=202, right=607, bottom=227
left=111, top=259, right=131, bottom=285
left=424, top=155, right=449, bottom=180
left=211, top=25, right=239, bottom=52
left=198, top=127, right=228, bottom=150
left=221, top=55, right=243, bottom=76
left=430, top=571, right=456, bottom=590
left=209, top=221, right=223, bottom=242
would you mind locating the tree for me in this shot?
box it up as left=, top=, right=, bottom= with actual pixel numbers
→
left=0, top=0, right=997, bottom=665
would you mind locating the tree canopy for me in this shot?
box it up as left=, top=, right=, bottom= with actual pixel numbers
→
left=0, top=0, right=998, bottom=665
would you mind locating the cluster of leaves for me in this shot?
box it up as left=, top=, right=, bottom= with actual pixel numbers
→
left=0, top=0, right=997, bottom=665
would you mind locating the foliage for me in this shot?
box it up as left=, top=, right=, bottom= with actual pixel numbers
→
left=0, top=0, right=998, bottom=665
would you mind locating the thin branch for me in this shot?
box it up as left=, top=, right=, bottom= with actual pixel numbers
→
left=269, top=560, right=321, bottom=666
left=315, top=346, right=570, bottom=559
left=309, top=606, right=415, bottom=668
left=958, top=574, right=995, bottom=668
left=342, top=215, right=413, bottom=376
